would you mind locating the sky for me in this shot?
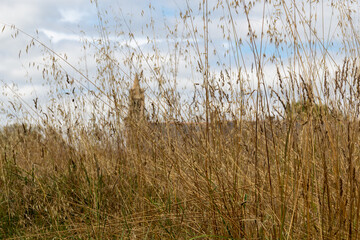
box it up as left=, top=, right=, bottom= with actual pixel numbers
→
left=0, top=0, right=359, bottom=125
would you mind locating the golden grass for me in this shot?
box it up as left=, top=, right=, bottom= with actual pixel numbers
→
left=1, top=1, right=360, bottom=239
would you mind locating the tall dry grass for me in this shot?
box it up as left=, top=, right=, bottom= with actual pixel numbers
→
left=1, top=0, right=360, bottom=239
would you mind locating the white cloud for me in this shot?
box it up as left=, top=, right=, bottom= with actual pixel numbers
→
left=60, top=9, right=86, bottom=24
left=0, top=2, right=41, bottom=28
left=39, top=29, right=82, bottom=43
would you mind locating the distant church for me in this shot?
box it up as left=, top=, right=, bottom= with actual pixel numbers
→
left=127, top=73, right=145, bottom=122
left=125, top=73, right=244, bottom=153
left=125, top=72, right=288, bottom=166
left=126, top=73, right=147, bottom=150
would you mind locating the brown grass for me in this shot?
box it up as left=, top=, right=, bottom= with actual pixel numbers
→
left=1, top=1, right=360, bottom=239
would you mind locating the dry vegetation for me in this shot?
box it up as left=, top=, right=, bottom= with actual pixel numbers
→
left=1, top=0, right=360, bottom=239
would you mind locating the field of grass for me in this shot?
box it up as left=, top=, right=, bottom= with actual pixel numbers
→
left=1, top=0, right=360, bottom=239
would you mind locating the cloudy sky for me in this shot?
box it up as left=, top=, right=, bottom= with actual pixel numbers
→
left=0, top=0, right=359, bottom=124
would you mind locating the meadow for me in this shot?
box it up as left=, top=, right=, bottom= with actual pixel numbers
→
left=1, top=0, right=360, bottom=239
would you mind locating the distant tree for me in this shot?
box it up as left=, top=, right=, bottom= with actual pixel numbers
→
left=285, top=100, right=340, bottom=123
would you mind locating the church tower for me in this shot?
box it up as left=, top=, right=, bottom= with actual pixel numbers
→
left=128, top=73, right=145, bottom=122
left=126, top=73, right=146, bottom=150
